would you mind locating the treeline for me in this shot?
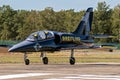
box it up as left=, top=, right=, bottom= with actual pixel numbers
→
left=0, top=2, right=120, bottom=42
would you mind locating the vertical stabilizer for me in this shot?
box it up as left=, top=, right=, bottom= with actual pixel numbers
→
left=73, top=7, right=93, bottom=36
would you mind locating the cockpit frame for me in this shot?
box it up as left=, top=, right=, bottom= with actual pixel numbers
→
left=26, top=31, right=54, bottom=41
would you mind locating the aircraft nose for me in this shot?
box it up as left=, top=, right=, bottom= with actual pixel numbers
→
left=8, top=40, right=34, bottom=52
left=8, top=45, right=18, bottom=52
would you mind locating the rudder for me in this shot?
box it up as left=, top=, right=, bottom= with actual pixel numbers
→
left=73, top=7, right=93, bottom=36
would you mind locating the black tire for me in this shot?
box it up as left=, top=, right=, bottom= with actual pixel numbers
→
left=70, top=57, right=75, bottom=65
left=109, top=49, right=113, bottom=52
left=25, top=59, right=30, bottom=65
left=43, top=57, right=48, bottom=64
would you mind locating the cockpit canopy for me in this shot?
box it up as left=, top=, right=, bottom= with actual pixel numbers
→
left=26, top=31, right=54, bottom=41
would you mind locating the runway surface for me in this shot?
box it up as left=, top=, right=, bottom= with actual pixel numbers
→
left=0, top=63, right=120, bottom=80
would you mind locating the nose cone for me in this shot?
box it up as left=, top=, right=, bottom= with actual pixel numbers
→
left=8, top=46, right=18, bottom=52
left=8, top=40, right=34, bottom=52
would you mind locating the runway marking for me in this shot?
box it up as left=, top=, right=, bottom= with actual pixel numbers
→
left=1, top=73, right=120, bottom=80
left=45, top=74, right=120, bottom=80
left=0, top=73, right=50, bottom=80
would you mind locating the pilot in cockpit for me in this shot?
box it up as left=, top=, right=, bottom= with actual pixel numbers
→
left=33, top=33, right=38, bottom=40
left=27, top=31, right=54, bottom=41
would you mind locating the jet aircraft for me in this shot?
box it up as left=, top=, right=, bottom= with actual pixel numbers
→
left=2, top=7, right=108, bottom=65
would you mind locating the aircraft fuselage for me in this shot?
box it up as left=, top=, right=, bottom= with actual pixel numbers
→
left=8, top=30, right=94, bottom=52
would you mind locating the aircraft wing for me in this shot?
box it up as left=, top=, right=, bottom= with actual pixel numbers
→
left=59, top=43, right=118, bottom=52
left=105, top=43, right=120, bottom=50
left=93, top=43, right=118, bottom=52
left=59, top=45, right=101, bottom=50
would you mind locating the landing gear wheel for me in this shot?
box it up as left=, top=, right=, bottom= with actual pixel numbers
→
left=109, top=49, right=113, bottom=52
left=42, top=57, right=48, bottom=64
left=70, top=57, right=75, bottom=65
left=25, top=59, right=30, bottom=65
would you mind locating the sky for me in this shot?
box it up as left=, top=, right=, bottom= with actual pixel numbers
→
left=0, top=0, right=120, bottom=11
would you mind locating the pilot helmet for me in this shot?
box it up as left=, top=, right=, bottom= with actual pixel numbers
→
left=34, top=34, right=38, bottom=38
left=45, top=31, right=48, bottom=34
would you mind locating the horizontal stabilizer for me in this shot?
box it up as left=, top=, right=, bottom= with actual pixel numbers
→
left=93, top=34, right=114, bottom=38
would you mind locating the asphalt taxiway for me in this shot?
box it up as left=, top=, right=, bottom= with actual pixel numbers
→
left=0, top=63, right=120, bottom=80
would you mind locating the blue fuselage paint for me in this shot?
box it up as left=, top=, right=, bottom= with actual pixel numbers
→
left=8, top=31, right=94, bottom=52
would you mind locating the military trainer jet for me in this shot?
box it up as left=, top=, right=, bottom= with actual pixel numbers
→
left=7, top=7, right=104, bottom=65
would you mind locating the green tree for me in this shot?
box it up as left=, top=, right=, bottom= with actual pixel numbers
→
left=16, top=10, right=30, bottom=40
left=112, top=5, right=120, bottom=42
left=92, top=1, right=113, bottom=42
left=0, top=5, right=17, bottom=40
left=1, top=3, right=119, bottom=43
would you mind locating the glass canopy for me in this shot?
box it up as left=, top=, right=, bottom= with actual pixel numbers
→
left=26, top=31, right=54, bottom=41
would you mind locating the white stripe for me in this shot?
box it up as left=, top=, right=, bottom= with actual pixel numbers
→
left=43, top=78, right=73, bottom=80
left=46, top=74, right=120, bottom=80
left=0, top=73, right=50, bottom=80
left=64, top=74, right=120, bottom=80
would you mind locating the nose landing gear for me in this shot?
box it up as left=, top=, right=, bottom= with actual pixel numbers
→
left=24, top=53, right=30, bottom=65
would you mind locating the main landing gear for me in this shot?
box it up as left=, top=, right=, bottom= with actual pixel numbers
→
left=40, top=50, right=75, bottom=65
left=23, top=49, right=75, bottom=65
left=23, top=52, right=48, bottom=65
left=70, top=49, right=75, bottom=65
left=40, top=52, right=48, bottom=64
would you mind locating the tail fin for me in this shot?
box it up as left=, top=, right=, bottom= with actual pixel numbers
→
left=73, top=7, right=93, bottom=36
